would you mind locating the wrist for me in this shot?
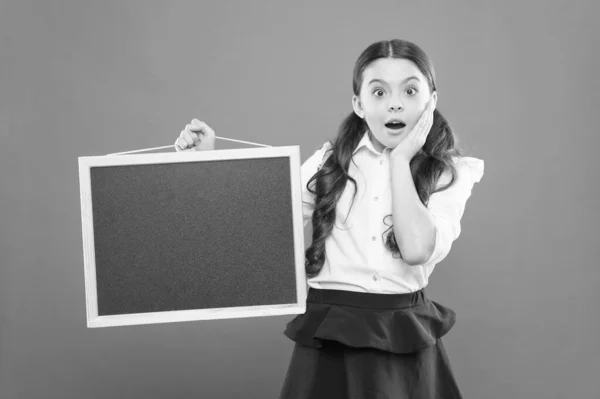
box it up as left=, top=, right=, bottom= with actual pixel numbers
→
left=390, top=153, right=411, bottom=167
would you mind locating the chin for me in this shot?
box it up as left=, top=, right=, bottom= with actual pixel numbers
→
left=385, top=133, right=406, bottom=144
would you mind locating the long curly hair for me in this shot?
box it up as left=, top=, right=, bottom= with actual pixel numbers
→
left=304, top=39, right=465, bottom=278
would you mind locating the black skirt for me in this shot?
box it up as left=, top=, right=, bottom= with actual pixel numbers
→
left=279, top=287, right=463, bottom=399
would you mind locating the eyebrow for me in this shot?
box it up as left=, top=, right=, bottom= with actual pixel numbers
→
left=367, top=76, right=420, bottom=86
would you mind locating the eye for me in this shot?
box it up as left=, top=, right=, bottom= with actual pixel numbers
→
left=372, top=89, right=385, bottom=97
left=406, top=86, right=418, bottom=96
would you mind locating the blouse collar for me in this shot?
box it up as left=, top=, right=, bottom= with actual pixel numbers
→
left=352, top=130, right=389, bottom=156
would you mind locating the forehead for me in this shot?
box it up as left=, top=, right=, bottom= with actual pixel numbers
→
left=362, top=58, right=425, bottom=84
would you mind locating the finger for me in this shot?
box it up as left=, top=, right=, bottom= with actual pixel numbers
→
left=423, top=104, right=435, bottom=137
left=185, top=123, right=201, bottom=137
left=424, top=93, right=434, bottom=108
left=426, top=98, right=434, bottom=114
left=190, top=119, right=206, bottom=134
left=415, top=104, right=429, bottom=133
left=425, top=100, right=434, bottom=125
left=191, top=120, right=215, bottom=137
left=184, top=128, right=201, bottom=144
left=416, top=103, right=433, bottom=138
left=183, top=129, right=199, bottom=147
left=175, top=137, right=188, bottom=151
left=429, top=95, right=437, bottom=115
left=177, top=132, right=189, bottom=148
left=184, top=123, right=193, bottom=133
left=181, top=133, right=195, bottom=148
left=426, top=97, right=435, bottom=119
left=426, top=114, right=434, bottom=136
left=180, top=129, right=194, bottom=146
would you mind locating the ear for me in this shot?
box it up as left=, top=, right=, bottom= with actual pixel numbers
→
left=352, top=95, right=365, bottom=119
left=432, top=91, right=438, bottom=109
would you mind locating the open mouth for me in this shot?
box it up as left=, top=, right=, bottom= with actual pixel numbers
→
left=385, top=122, right=406, bottom=130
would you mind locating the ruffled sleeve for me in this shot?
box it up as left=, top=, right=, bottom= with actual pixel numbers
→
left=301, top=141, right=333, bottom=227
left=421, top=156, right=485, bottom=267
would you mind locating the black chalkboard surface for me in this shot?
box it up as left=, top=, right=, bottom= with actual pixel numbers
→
left=78, top=146, right=306, bottom=328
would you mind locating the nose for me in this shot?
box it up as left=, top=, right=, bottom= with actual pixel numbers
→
left=388, top=100, right=403, bottom=112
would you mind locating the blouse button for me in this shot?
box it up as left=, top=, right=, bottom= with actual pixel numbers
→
left=379, top=159, right=384, bottom=165
left=374, top=196, right=379, bottom=201
left=372, top=236, right=376, bottom=241
left=373, top=275, right=378, bottom=281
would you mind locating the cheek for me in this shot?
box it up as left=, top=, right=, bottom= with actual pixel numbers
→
left=406, top=110, right=423, bottom=129
left=367, top=106, right=387, bottom=122
left=363, top=113, right=379, bottom=127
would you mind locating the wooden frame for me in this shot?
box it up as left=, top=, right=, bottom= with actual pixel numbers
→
left=78, top=146, right=307, bottom=328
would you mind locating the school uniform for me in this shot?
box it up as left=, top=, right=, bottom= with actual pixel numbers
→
left=279, top=130, right=485, bottom=398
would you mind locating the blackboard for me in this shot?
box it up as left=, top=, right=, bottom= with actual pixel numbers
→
left=78, top=146, right=306, bottom=328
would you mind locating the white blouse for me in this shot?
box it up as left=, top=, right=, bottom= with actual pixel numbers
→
left=301, top=130, right=485, bottom=294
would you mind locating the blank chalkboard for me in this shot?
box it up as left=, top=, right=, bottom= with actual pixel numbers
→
left=78, top=146, right=306, bottom=328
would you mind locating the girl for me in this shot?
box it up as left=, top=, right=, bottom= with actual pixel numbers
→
left=175, top=39, right=484, bottom=398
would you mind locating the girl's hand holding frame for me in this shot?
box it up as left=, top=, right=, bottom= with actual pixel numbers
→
left=175, top=119, right=216, bottom=152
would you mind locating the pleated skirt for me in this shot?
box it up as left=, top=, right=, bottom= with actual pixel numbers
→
left=279, top=287, right=463, bottom=399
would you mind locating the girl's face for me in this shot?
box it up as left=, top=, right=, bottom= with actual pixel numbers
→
left=352, top=58, right=437, bottom=153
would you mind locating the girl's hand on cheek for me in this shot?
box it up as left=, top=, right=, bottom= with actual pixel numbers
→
left=390, top=94, right=437, bottom=163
